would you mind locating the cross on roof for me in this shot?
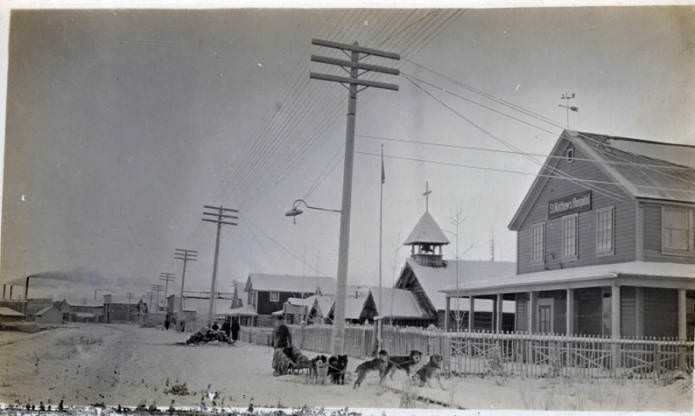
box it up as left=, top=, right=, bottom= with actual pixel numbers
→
left=422, top=181, right=432, bottom=212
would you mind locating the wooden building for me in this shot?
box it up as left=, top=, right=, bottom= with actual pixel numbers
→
left=395, top=209, right=517, bottom=330
left=442, top=130, right=695, bottom=339
left=244, top=273, right=336, bottom=325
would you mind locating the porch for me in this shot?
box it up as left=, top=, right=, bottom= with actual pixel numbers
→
left=441, top=262, right=695, bottom=341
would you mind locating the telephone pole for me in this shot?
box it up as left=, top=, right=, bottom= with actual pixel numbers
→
left=310, top=38, right=399, bottom=355
left=127, top=292, right=133, bottom=321
left=174, top=248, right=197, bottom=327
left=202, top=205, right=238, bottom=325
left=151, top=284, right=164, bottom=312
left=159, top=272, right=176, bottom=308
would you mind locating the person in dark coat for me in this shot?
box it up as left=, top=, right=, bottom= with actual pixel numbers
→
left=221, top=317, right=231, bottom=342
left=231, top=317, right=240, bottom=344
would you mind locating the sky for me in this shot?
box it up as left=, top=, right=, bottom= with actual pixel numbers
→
left=1, top=7, right=693, bottom=303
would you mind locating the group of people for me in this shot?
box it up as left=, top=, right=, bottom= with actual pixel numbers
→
left=184, top=316, right=242, bottom=345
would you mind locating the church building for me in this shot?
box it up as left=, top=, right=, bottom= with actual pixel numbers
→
left=394, top=185, right=517, bottom=330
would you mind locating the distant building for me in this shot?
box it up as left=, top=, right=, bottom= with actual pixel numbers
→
left=0, top=306, right=24, bottom=323
left=441, top=130, right=695, bottom=339
left=103, top=294, right=146, bottom=323
left=33, top=305, right=64, bottom=324
left=244, top=273, right=336, bottom=325
left=395, top=208, right=517, bottom=330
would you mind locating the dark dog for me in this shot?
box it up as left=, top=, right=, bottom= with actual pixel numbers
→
left=382, top=350, right=422, bottom=382
left=328, top=355, right=348, bottom=384
left=353, top=350, right=389, bottom=389
left=412, top=354, right=446, bottom=390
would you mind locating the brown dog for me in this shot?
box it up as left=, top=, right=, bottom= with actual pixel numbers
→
left=412, top=354, right=446, bottom=390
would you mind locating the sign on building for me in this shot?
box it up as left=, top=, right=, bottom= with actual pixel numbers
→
left=548, top=190, right=592, bottom=219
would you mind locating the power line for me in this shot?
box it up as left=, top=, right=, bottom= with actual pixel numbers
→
left=356, top=151, right=695, bottom=194
left=402, top=72, right=560, bottom=136
left=404, top=57, right=561, bottom=128
left=404, top=75, right=629, bottom=202
left=358, top=134, right=695, bottom=171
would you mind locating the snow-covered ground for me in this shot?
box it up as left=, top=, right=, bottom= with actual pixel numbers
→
left=0, top=324, right=690, bottom=411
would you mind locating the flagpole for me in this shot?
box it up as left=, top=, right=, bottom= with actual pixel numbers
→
left=378, top=143, right=384, bottom=349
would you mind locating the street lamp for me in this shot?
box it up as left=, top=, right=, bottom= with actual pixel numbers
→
left=285, top=199, right=341, bottom=223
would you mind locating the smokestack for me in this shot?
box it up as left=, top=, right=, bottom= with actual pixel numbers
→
left=25, top=275, right=31, bottom=300
left=9, top=285, right=13, bottom=299
left=2, top=284, right=5, bottom=299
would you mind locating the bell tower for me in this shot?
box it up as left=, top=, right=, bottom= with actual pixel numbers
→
left=403, top=182, right=450, bottom=267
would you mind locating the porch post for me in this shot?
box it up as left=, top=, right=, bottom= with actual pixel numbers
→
left=678, top=289, right=687, bottom=340
left=635, top=287, right=644, bottom=337
left=495, top=293, right=503, bottom=332
left=468, top=296, right=475, bottom=332
left=611, top=284, right=621, bottom=371
left=527, top=291, right=536, bottom=334
left=445, top=295, right=450, bottom=332
left=566, top=288, right=574, bottom=336
left=611, top=285, right=621, bottom=339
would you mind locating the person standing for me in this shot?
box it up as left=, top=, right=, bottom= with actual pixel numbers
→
left=231, top=317, right=240, bottom=344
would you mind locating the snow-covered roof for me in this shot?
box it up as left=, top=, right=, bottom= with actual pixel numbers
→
left=343, top=291, right=371, bottom=320
left=229, top=304, right=258, bottom=316
left=399, top=257, right=517, bottom=313
left=35, top=305, right=57, bottom=315
left=286, top=297, right=315, bottom=307
left=306, top=294, right=334, bottom=317
left=370, top=287, right=425, bottom=318
left=403, top=211, right=450, bottom=246
left=73, top=312, right=96, bottom=319
left=573, top=131, right=695, bottom=203
left=245, top=273, right=336, bottom=294
left=0, top=306, right=24, bottom=317
left=441, top=261, right=695, bottom=295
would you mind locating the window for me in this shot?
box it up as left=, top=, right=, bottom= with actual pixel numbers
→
left=269, top=291, right=280, bottom=302
left=662, top=206, right=692, bottom=254
left=561, top=214, right=578, bottom=259
left=596, top=207, right=614, bottom=255
left=566, top=147, right=575, bottom=163
left=530, top=223, right=545, bottom=264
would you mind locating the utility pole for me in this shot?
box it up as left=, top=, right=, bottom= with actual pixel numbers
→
left=558, top=92, right=578, bottom=128
left=202, top=205, right=238, bottom=325
left=450, top=210, right=465, bottom=332
left=310, top=38, right=399, bottom=355
left=174, top=248, right=198, bottom=328
left=159, top=272, right=176, bottom=310
left=127, top=292, right=133, bottom=322
left=377, top=143, right=385, bottom=349
left=151, top=284, right=164, bottom=312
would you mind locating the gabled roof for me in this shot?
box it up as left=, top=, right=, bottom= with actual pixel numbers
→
left=573, top=132, right=695, bottom=202
left=0, top=306, right=24, bottom=317
left=245, top=273, right=336, bottom=294
left=398, top=258, right=517, bottom=313
left=370, top=287, right=426, bottom=319
left=403, top=211, right=450, bottom=246
left=35, top=305, right=58, bottom=315
left=509, top=130, right=695, bottom=230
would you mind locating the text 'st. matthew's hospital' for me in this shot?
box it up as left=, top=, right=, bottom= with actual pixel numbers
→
left=442, top=130, right=695, bottom=340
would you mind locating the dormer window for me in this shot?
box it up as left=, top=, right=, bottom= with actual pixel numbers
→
left=566, top=147, right=575, bottom=163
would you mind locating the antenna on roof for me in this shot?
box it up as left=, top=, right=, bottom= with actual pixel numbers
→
left=558, top=92, right=578, bottom=128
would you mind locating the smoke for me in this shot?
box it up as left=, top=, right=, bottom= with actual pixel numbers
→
left=5, top=267, right=108, bottom=287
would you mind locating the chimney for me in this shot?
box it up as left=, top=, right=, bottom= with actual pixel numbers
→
left=2, top=284, right=5, bottom=299
left=9, top=285, right=13, bottom=299
left=25, top=275, right=31, bottom=300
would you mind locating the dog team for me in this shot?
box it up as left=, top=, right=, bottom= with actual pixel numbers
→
left=271, top=315, right=445, bottom=389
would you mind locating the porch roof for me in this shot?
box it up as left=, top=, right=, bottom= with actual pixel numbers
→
left=441, top=261, right=695, bottom=296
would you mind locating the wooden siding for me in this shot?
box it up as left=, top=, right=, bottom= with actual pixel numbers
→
left=575, top=287, right=603, bottom=335
left=640, top=202, right=695, bottom=264
left=643, top=287, right=678, bottom=338
left=255, top=290, right=308, bottom=315
left=516, top=139, right=636, bottom=274
left=620, top=286, right=637, bottom=337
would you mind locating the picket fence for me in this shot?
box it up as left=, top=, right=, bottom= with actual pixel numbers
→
left=239, top=324, right=693, bottom=379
